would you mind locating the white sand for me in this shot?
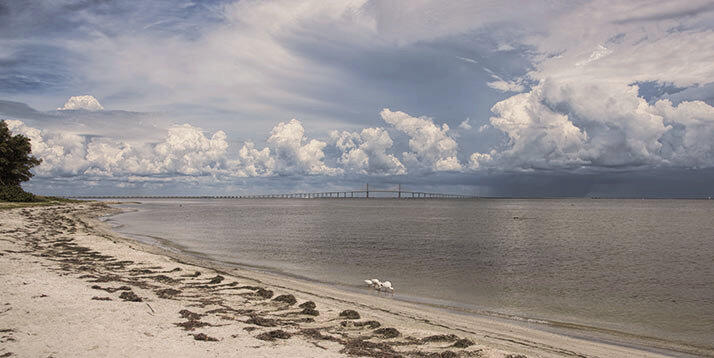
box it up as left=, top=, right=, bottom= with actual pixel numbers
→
left=0, top=203, right=706, bottom=358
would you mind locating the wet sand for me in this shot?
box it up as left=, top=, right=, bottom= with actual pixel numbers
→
left=0, top=202, right=707, bottom=357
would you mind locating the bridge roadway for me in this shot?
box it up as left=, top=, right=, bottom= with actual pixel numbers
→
left=71, top=189, right=474, bottom=200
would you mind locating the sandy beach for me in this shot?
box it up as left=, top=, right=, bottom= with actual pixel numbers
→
left=0, top=202, right=708, bottom=358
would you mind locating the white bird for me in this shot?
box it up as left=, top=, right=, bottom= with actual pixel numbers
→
left=364, top=279, right=373, bottom=287
left=381, top=281, right=394, bottom=295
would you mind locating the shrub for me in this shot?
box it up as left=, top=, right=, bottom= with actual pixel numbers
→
left=0, top=185, right=38, bottom=202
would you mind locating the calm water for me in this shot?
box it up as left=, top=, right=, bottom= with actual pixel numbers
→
left=107, top=199, right=714, bottom=349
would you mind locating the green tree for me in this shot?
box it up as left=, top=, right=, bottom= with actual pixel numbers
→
left=0, top=120, right=42, bottom=187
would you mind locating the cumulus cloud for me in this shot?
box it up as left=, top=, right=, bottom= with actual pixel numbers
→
left=470, top=81, right=714, bottom=171
left=265, top=119, right=341, bottom=176
left=380, top=108, right=461, bottom=172
left=486, top=75, right=526, bottom=93
left=458, top=118, right=472, bottom=130
left=6, top=120, right=88, bottom=176
left=6, top=120, right=232, bottom=178
left=57, top=95, right=104, bottom=111
left=331, top=127, right=405, bottom=175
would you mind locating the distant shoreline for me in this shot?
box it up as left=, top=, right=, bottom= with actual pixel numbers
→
left=1, top=202, right=710, bottom=357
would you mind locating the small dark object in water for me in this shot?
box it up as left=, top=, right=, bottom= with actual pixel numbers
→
left=373, top=327, right=400, bottom=338
left=91, top=296, right=112, bottom=301
left=119, top=291, right=142, bottom=302
left=421, top=334, right=459, bottom=343
left=192, top=333, right=218, bottom=341
left=272, top=294, right=297, bottom=305
left=300, top=307, right=319, bottom=316
left=246, top=314, right=277, bottom=327
left=256, top=330, right=291, bottom=341
left=207, top=275, right=224, bottom=284
left=452, top=338, right=474, bottom=348
left=298, top=301, right=316, bottom=309
left=339, top=310, right=360, bottom=319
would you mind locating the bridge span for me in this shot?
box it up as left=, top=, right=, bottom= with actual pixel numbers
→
left=71, top=185, right=475, bottom=200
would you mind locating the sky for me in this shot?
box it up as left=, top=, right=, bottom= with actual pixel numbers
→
left=1, top=0, right=714, bottom=197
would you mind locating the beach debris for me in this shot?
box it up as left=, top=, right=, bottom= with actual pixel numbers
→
left=148, top=274, right=180, bottom=285
left=421, top=334, right=459, bottom=343
left=176, top=319, right=211, bottom=331
left=339, top=310, right=361, bottom=320
left=207, top=275, right=224, bottom=284
left=272, top=294, right=297, bottom=305
left=256, top=330, right=291, bottom=341
left=255, top=288, right=274, bottom=299
left=91, top=296, right=112, bottom=301
left=181, top=271, right=201, bottom=278
left=119, top=291, right=142, bottom=302
left=341, top=338, right=396, bottom=356
left=452, top=338, right=474, bottom=348
left=179, top=309, right=203, bottom=320
left=300, top=307, right=319, bottom=316
left=102, top=285, right=131, bottom=293
left=439, top=351, right=459, bottom=358
left=354, top=320, right=381, bottom=329
left=374, top=327, right=400, bottom=339
left=505, top=355, right=528, bottom=358
left=191, top=333, right=218, bottom=342
left=246, top=314, right=277, bottom=327
left=298, top=301, right=316, bottom=309
left=156, top=288, right=182, bottom=299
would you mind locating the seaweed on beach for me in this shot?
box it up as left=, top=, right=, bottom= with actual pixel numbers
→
left=181, top=271, right=201, bottom=278
left=272, top=294, right=297, bottom=305
left=256, top=330, right=291, bottom=341
left=156, top=288, right=182, bottom=299
left=255, top=288, right=274, bottom=299
left=207, top=275, right=224, bottom=284
left=298, top=301, right=316, bottom=309
left=451, top=339, right=474, bottom=348
left=178, top=309, right=203, bottom=320
left=91, top=285, right=131, bottom=293
left=176, top=319, right=211, bottom=331
left=374, top=327, right=401, bottom=339
left=421, top=334, right=459, bottom=343
left=344, top=320, right=381, bottom=329
left=340, top=338, right=398, bottom=357
left=119, top=291, right=142, bottom=302
left=192, top=333, right=218, bottom=341
left=245, top=314, right=277, bottom=327
left=91, top=296, right=112, bottom=301
left=300, top=307, right=319, bottom=316
left=339, top=309, right=361, bottom=319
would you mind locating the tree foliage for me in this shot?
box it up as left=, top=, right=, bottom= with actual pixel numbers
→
left=0, top=120, right=42, bottom=187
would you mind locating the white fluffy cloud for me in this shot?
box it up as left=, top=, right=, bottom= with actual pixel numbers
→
left=7, top=120, right=232, bottom=178
left=380, top=108, right=461, bottom=171
left=57, top=95, right=104, bottom=111
left=265, top=119, right=341, bottom=176
left=468, top=0, right=714, bottom=172
left=470, top=81, right=714, bottom=170
left=331, top=127, right=406, bottom=175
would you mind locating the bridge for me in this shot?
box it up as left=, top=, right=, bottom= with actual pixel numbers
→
left=70, top=184, right=476, bottom=200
